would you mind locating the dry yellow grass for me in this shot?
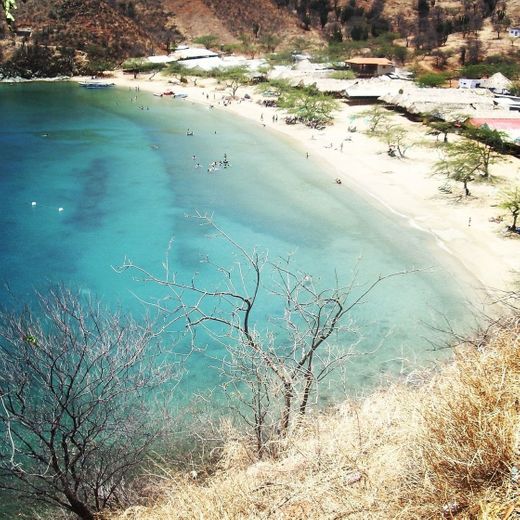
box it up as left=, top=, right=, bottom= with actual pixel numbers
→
left=111, top=315, right=520, bottom=520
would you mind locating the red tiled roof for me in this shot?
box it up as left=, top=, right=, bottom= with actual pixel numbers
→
left=469, top=118, right=520, bottom=130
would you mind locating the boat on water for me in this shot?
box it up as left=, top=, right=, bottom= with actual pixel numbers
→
left=153, top=91, right=188, bottom=98
left=79, top=81, right=115, bottom=89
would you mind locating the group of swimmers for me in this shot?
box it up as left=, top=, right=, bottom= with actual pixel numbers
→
left=192, top=153, right=230, bottom=173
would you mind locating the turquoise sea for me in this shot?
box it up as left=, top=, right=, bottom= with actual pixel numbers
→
left=0, top=82, right=478, bottom=400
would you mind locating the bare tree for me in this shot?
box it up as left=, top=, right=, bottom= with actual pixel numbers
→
left=0, top=287, right=177, bottom=519
left=117, top=215, right=411, bottom=453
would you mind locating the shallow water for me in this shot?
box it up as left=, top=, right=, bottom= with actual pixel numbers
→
left=0, top=82, right=478, bottom=400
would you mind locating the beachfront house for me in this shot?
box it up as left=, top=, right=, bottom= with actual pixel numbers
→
left=508, top=27, right=520, bottom=37
left=459, top=78, right=482, bottom=89
left=345, top=57, right=395, bottom=78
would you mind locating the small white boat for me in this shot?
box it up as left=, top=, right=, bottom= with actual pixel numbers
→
left=79, top=81, right=115, bottom=89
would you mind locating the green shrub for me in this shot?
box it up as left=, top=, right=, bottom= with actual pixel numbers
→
left=461, top=56, right=520, bottom=80
left=416, top=72, right=449, bottom=88
left=328, top=70, right=357, bottom=80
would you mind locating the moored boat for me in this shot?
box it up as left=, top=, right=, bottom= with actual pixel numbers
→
left=79, top=81, right=115, bottom=89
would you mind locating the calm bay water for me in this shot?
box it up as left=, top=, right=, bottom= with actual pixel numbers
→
left=0, top=82, right=477, bottom=397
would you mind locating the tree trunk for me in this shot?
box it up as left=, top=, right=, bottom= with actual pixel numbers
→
left=66, top=495, right=95, bottom=520
left=279, top=382, right=293, bottom=435
left=463, top=181, right=470, bottom=197
left=512, top=212, right=518, bottom=230
left=299, top=369, right=313, bottom=417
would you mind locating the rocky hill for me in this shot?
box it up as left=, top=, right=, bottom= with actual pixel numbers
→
left=2, top=0, right=520, bottom=70
left=7, top=0, right=316, bottom=57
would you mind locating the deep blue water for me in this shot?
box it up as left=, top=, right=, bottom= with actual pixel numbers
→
left=0, top=82, right=478, bottom=397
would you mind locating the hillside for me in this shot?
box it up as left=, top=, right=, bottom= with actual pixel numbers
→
left=3, top=0, right=520, bottom=68
left=110, top=312, right=520, bottom=519
left=8, top=0, right=316, bottom=57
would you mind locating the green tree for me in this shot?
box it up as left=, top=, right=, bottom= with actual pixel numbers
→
left=492, top=1, right=510, bottom=39
left=260, top=33, right=281, bottom=53
left=238, top=33, right=258, bottom=58
left=381, top=124, right=411, bottom=158
left=122, top=58, right=165, bottom=75
left=278, top=88, right=338, bottom=125
left=499, top=186, right=520, bottom=230
left=433, top=145, right=480, bottom=196
left=361, top=105, right=390, bottom=134
left=416, top=72, right=449, bottom=88
left=427, top=120, right=455, bottom=143
left=216, top=66, right=250, bottom=97
left=193, top=34, right=220, bottom=49
left=463, top=125, right=507, bottom=178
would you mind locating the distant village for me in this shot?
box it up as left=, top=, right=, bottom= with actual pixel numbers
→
left=145, top=39, right=520, bottom=146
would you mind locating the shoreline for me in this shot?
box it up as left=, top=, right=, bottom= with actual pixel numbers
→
left=78, top=71, right=520, bottom=297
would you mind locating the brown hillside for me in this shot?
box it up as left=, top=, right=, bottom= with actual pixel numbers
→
left=160, top=0, right=236, bottom=44
left=12, top=0, right=318, bottom=56
left=6, top=0, right=520, bottom=65
left=201, top=0, right=310, bottom=40
left=15, top=0, right=158, bottom=59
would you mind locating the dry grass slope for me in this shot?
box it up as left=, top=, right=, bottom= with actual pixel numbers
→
left=112, top=313, right=520, bottom=519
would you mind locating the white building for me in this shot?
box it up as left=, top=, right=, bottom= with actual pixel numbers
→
left=459, top=78, right=482, bottom=89
left=508, top=27, right=520, bottom=37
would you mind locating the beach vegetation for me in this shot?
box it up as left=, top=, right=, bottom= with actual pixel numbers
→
left=259, top=33, right=282, bottom=53
left=381, top=124, right=412, bottom=158
left=277, top=85, right=339, bottom=125
left=238, top=33, right=259, bottom=59
left=215, top=65, right=250, bottom=97
left=433, top=126, right=508, bottom=194
left=0, top=288, right=176, bottom=520
left=256, top=78, right=292, bottom=98
left=416, top=72, right=449, bottom=88
left=122, top=58, right=166, bottom=74
left=265, top=49, right=295, bottom=65
left=328, top=69, right=356, bottom=80
left=427, top=120, right=455, bottom=143
left=461, top=55, right=520, bottom=81
left=433, top=147, right=478, bottom=197
left=460, top=125, right=508, bottom=178
left=361, top=105, right=391, bottom=134
left=499, top=186, right=520, bottom=231
left=163, top=64, right=252, bottom=94
left=193, top=34, right=220, bottom=50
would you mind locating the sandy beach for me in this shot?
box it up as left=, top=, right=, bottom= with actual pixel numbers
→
left=84, top=70, right=520, bottom=297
